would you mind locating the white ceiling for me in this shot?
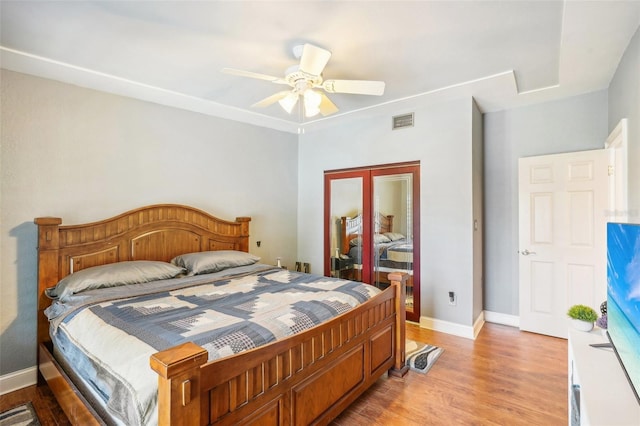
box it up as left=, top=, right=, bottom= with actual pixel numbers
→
left=1, top=1, right=639, bottom=133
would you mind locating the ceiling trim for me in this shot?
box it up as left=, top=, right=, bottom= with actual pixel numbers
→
left=4, top=45, right=522, bottom=135
left=0, top=46, right=301, bottom=134
left=0, top=44, right=591, bottom=137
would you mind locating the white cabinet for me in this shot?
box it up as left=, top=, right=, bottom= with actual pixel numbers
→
left=568, top=329, right=640, bottom=425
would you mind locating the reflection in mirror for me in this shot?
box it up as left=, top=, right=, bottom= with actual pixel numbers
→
left=329, top=177, right=362, bottom=281
left=373, top=173, right=414, bottom=313
left=326, top=163, right=420, bottom=321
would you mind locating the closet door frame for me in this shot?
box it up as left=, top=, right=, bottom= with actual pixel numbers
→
left=324, top=169, right=372, bottom=283
left=371, top=164, right=420, bottom=322
left=324, top=162, right=420, bottom=322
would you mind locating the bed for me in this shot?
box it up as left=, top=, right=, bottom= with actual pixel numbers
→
left=339, top=212, right=414, bottom=290
left=35, top=204, right=408, bottom=425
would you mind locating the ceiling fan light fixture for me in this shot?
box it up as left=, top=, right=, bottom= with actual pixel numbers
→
left=223, top=43, right=384, bottom=120
left=303, top=89, right=322, bottom=117
left=304, top=104, right=320, bottom=118
left=278, top=92, right=298, bottom=114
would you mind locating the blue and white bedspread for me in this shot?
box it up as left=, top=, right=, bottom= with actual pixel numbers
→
left=45, top=264, right=381, bottom=426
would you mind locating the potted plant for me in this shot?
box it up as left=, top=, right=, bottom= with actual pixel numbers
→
left=567, top=304, right=598, bottom=331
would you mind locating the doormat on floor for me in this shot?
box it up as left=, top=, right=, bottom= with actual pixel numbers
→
left=0, top=402, right=41, bottom=426
left=406, top=339, right=443, bottom=374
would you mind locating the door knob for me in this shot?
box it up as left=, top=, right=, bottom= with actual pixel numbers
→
left=520, top=249, right=536, bottom=256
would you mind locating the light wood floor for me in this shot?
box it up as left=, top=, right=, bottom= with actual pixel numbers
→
left=1, top=322, right=567, bottom=425
left=333, top=322, right=568, bottom=425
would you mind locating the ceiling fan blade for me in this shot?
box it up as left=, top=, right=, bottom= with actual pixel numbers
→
left=251, top=91, right=292, bottom=108
left=323, top=79, right=385, bottom=96
left=299, top=44, right=332, bottom=76
left=318, top=93, right=339, bottom=116
left=222, top=68, right=286, bottom=84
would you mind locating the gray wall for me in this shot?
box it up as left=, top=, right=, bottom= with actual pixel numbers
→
left=483, top=90, right=608, bottom=316
left=297, top=98, right=480, bottom=327
left=0, top=70, right=299, bottom=375
left=608, top=26, right=640, bottom=219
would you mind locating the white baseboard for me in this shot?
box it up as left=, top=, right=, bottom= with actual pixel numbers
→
left=0, top=366, right=38, bottom=395
left=473, top=311, right=485, bottom=339
left=483, top=310, right=520, bottom=328
left=419, top=315, right=480, bottom=339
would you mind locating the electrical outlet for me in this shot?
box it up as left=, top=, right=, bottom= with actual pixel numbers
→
left=448, top=291, right=456, bottom=306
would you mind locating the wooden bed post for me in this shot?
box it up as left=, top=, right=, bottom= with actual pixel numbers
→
left=388, top=272, right=409, bottom=377
left=150, top=342, right=208, bottom=426
left=34, top=217, right=62, bottom=346
left=235, top=217, right=251, bottom=252
left=340, top=216, right=348, bottom=255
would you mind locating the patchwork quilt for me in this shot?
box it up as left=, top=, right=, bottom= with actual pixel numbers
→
left=46, top=264, right=381, bottom=426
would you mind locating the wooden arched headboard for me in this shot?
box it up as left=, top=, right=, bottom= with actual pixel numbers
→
left=34, top=204, right=250, bottom=345
left=339, top=212, right=394, bottom=255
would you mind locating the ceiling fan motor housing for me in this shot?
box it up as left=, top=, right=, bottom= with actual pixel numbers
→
left=284, top=65, right=323, bottom=92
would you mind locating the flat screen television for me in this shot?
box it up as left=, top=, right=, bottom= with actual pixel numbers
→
left=607, top=222, right=640, bottom=405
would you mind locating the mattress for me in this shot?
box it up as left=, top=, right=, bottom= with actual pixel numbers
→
left=349, top=239, right=414, bottom=268
left=386, top=242, right=413, bottom=263
left=46, top=264, right=381, bottom=426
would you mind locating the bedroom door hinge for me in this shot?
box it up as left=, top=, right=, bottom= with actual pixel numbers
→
left=608, top=165, right=614, bottom=176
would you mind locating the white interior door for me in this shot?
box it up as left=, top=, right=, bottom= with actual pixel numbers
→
left=519, top=150, right=608, bottom=338
left=605, top=119, right=628, bottom=222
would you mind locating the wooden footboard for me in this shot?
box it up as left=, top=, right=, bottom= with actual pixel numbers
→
left=151, top=274, right=408, bottom=425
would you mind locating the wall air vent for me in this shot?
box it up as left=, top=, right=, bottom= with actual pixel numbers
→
left=392, top=113, right=414, bottom=130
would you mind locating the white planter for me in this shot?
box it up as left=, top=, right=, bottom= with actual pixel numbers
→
left=571, top=319, right=594, bottom=332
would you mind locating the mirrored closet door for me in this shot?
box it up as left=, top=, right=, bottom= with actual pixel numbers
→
left=324, top=169, right=371, bottom=284
left=324, top=162, right=420, bottom=322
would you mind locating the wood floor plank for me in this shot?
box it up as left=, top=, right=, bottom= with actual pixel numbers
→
left=332, top=322, right=567, bottom=425
left=1, top=323, right=567, bottom=425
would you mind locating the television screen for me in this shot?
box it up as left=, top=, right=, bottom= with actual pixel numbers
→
left=607, top=222, right=640, bottom=404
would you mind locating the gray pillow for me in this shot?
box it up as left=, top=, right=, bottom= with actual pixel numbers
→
left=349, top=234, right=392, bottom=246
left=383, top=232, right=406, bottom=241
left=374, top=233, right=392, bottom=244
left=171, top=250, right=260, bottom=276
left=349, top=235, right=363, bottom=247
left=46, top=260, right=185, bottom=302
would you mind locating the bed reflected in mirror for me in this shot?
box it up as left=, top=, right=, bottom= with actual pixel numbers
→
left=328, top=176, right=363, bottom=281
left=325, top=163, right=420, bottom=321
left=373, top=173, right=415, bottom=313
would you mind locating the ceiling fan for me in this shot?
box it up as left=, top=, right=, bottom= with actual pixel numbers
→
left=222, top=43, right=385, bottom=118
